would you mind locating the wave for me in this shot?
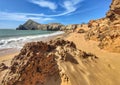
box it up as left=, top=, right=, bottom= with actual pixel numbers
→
left=0, top=31, right=64, bottom=49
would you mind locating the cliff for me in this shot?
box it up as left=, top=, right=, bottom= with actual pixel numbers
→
left=85, top=0, right=120, bottom=52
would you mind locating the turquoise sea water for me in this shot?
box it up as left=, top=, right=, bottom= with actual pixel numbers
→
left=0, top=29, right=64, bottom=49
left=0, top=29, right=55, bottom=39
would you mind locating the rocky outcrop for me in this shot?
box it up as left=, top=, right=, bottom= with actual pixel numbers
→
left=1, top=41, right=59, bottom=85
left=65, top=24, right=90, bottom=33
left=85, top=18, right=110, bottom=41
left=16, top=19, right=65, bottom=31
left=65, top=24, right=78, bottom=30
left=98, top=26, right=120, bottom=52
left=16, top=19, right=89, bottom=31
left=1, top=39, right=97, bottom=85
left=16, top=19, right=40, bottom=30
left=106, top=0, right=120, bottom=23
left=0, top=63, right=8, bottom=71
left=74, top=24, right=89, bottom=33
left=85, top=0, right=120, bottom=52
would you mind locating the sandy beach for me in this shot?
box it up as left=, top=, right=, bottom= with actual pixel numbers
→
left=0, top=34, right=65, bottom=83
left=0, top=0, right=120, bottom=84
left=65, top=33, right=120, bottom=84
left=0, top=33, right=63, bottom=56
left=0, top=34, right=63, bottom=66
left=1, top=32, right=120, bottom=85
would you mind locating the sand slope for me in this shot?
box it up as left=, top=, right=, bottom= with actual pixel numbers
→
left=63, top=33, right=120, bottom=85
left=0, top=33, right=120, bottom=85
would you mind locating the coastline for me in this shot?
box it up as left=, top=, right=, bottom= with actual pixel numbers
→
left=1, top=32, right=120, bottom=85
left=0, top=33, right=66, bottom=84
left=0, top=33, right=64, bottom=62
left=1, top=0, right=120, bottom=84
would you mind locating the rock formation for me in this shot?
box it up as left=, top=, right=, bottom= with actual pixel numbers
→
left=17, top=19, right=40, bottom=30
left=85, top=0, right=120, bottom=52
left=0, top=39, right=97, bottom=85
left=106, top=0, right=120, bottom=23
left=16, top=19, right=65, bottom=31
left=1, top=1, right=120, bottom=85
left=16, top=19, right=89, bottom=31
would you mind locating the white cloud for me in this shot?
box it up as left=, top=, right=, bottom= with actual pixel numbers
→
left=41, top=0, right=84, bottom=17
left=0, top=11, right=54, bottom=22
left=30, top=0, right=57, bottom=10
left=28, top=0, right=84, bottom=17
left=63, top=1, right=76, bottom=12
left=0, top=0, right=85, bottom=22
left=62, top=0, right=84, bottom=14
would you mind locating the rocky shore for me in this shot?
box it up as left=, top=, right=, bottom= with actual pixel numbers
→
left=1, top=39, right=98, bottom=85
left=0, top=0, right=120, bottom=85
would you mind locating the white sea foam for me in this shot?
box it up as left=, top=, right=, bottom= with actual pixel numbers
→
left=0, top=31, right=64, bottom=49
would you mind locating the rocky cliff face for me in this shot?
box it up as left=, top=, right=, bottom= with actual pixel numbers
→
left=106, top=0, right=120, bottom=23
left=85, top=0, right=120, bottom=52
left=0, top=39, right=97, bottom=85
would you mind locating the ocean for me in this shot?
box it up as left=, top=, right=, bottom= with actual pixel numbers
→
left=0, top=29, right=64, bottom=50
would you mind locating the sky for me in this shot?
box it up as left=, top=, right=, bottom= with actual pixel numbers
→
left=0, top=0, right=112, bottom=28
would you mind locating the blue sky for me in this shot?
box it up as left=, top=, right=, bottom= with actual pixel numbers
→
left=0, top=0, right=112, bottom=28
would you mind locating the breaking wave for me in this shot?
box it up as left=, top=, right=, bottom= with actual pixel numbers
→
left=0, top=31, right=64, bottom=49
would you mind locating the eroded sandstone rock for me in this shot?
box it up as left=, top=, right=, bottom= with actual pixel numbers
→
left=85, top=0, right=120, bottom=52
left=1, top=39, right=97, bottom=85
left=0, top=63, right=8, bottom=71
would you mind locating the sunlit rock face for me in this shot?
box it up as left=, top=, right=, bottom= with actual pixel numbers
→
left=1, top=39, right=97, bottom=85
left=85, top=0, right=120, bottom=52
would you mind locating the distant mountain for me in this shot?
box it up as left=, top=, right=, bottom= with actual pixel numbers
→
left=16, top=19, right=88, bottom=31
left=16, top=19, right=65, bottom=31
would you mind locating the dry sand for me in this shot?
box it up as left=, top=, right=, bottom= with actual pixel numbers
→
left=63, top=33, right=120, bottom=85
left=0, top=52, right=18, bottom=63
left=0, top=52, right=19, bottom=84
left=0, top=33, right=120, bottom=85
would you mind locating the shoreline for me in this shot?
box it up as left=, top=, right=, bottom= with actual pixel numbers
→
left=1, top=0, right=120, bottom=84
left=0, top=33, right=64, bottom=60
left=1, top=32, right=120, bottom=85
